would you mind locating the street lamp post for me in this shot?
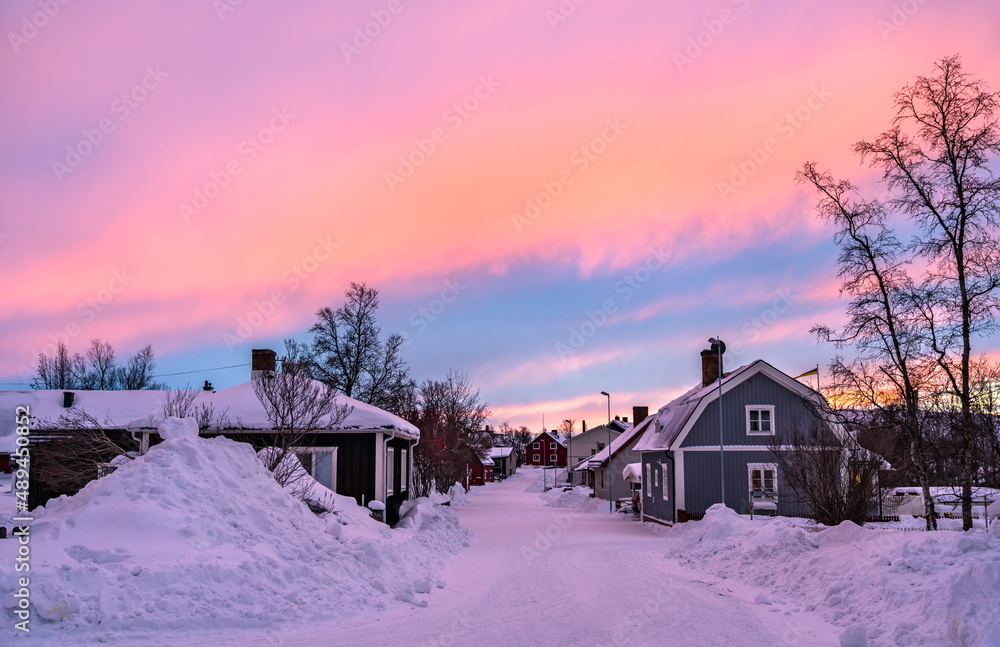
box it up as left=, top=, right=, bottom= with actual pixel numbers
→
left=600, top=391, right=611, bottom=514
left=708, top=337, right=726, bottom=507
left=564, top=420, right=573, bottom=487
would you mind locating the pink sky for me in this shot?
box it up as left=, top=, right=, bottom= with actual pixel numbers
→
left=2, top=0, right=999, bottom=428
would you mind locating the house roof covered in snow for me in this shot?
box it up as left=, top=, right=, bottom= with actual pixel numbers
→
left=577, top=415, right=655, bottom=471
left=529, top=430, right=567, bottom=447
left=0, top=380, right=419, bottom=444
left=489, top=446, right=513, bottom=459
left=633, top=359, right=836, bottom=453
left=622, top=462, right=642, bottom=483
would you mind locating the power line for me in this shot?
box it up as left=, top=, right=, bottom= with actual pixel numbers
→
left=1, top=362, right=254, bottom=388
left=152, top=363, right=250, bottom=378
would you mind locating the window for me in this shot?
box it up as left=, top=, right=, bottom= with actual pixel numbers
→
left=748, top=463, right=777, bottom=498
left=660, top=462, right=669, bottom=501
left=550, top=454, right=557, bottom=463
left=400, top=448, right=408, bottom=492
left=597, top=442, right=605, bottom=451
left=533, top=441, right=540, bottom=449
left=549, top=441, right=556, bottom=449
left=645, top=463, right=652, bottom=497
left=294, top=447, right=338, bottom=491
left=387, top=447, right=395, bottom=496
left=746, top=405, right=775, bottom=435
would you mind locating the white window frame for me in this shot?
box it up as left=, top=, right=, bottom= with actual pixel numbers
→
left=748, top=463, right=778, bottom=499
left=400, top=448, right=408, bottom=492
left=660, top=461, right=669, bottom=501
left=532, top=441, right=540, bottom=449
left=645, top=463, right=652, bottom=497
left=293, top=447, right=338, bottom=492
left=387, top=447, right=395, bottom=496
left=746, top=405, right=775, bottom=436
left=549, top=453, right=557, bottom=463
left=549, top=441, right=556, bottom=449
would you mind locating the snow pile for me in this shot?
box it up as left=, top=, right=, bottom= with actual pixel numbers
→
left=0, top=434, right=469, bottom=639
left=156, top=416, right=199, bottom=439
left=541, top=486, right=600, bottom=510
left=989, top=498, right=1000, bottom=522
left=447, top=482, right=470, bottom=506
left=663, top=505, right=1000, bottom=647
left=524, top=468, right=566, bottom=493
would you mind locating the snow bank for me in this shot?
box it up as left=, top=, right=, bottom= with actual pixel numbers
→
left=446, top=482, right=470, bottom=507
left=541, top=486, right=600, bottom=511
left=524, top=468, right=567, bottom=493
left=156, top=416, right=198, bottom=439
left=0, top=434, right=469, bottom=640
left=662, top=505, right=1000, bottom=647
left=988, top=498, right=1000, bottom=522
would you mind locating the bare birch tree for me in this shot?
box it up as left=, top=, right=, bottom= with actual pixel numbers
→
left=855, top=55, right=1000, bottom=529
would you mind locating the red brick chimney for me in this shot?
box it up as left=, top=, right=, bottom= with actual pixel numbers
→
left=632, top=406, right=649, bottom=426
left=701, top=347, right=722, bottom=387
left=251, top=348, right=276, bottom=375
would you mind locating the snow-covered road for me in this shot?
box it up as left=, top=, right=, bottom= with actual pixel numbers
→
left=209, top=470, right=838, bottom=647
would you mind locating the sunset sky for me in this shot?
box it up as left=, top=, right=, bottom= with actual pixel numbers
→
left=3, top=0, right=999, bottom=429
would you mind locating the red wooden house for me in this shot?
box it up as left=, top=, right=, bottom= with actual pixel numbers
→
left=525, top=431, right=567, bottom=467
left=468, top=454, right=495, bottom=486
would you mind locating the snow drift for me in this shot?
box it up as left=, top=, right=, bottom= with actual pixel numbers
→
left=0, top=432, right=470, bottom=639
left=663, top=505, right=1000, bottom=647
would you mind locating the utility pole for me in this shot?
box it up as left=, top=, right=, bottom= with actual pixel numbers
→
left=709, top=337, right=726, bottom=507
left=601, top=391, right=611, bottom=514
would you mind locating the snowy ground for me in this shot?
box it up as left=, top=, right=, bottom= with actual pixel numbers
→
left=5, top=460, right=998, bottom=646
left=91, top=467, right=838, bottom=647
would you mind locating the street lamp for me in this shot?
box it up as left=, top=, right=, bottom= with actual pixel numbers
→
left=564, top=419, right=573, bottom=486
left=600, top=391, right=612, bottom=514
left=708, top=337, right=726, bottom=507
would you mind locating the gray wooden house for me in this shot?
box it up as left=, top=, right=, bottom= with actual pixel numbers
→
left=634, top=347, right=845, bottom=525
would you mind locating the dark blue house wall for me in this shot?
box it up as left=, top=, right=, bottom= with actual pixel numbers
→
left=640, top=451, right=674, bottom=523
left=680, top=373, right=837, bottom=448
left=682, top=450, right=811, bottom=516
